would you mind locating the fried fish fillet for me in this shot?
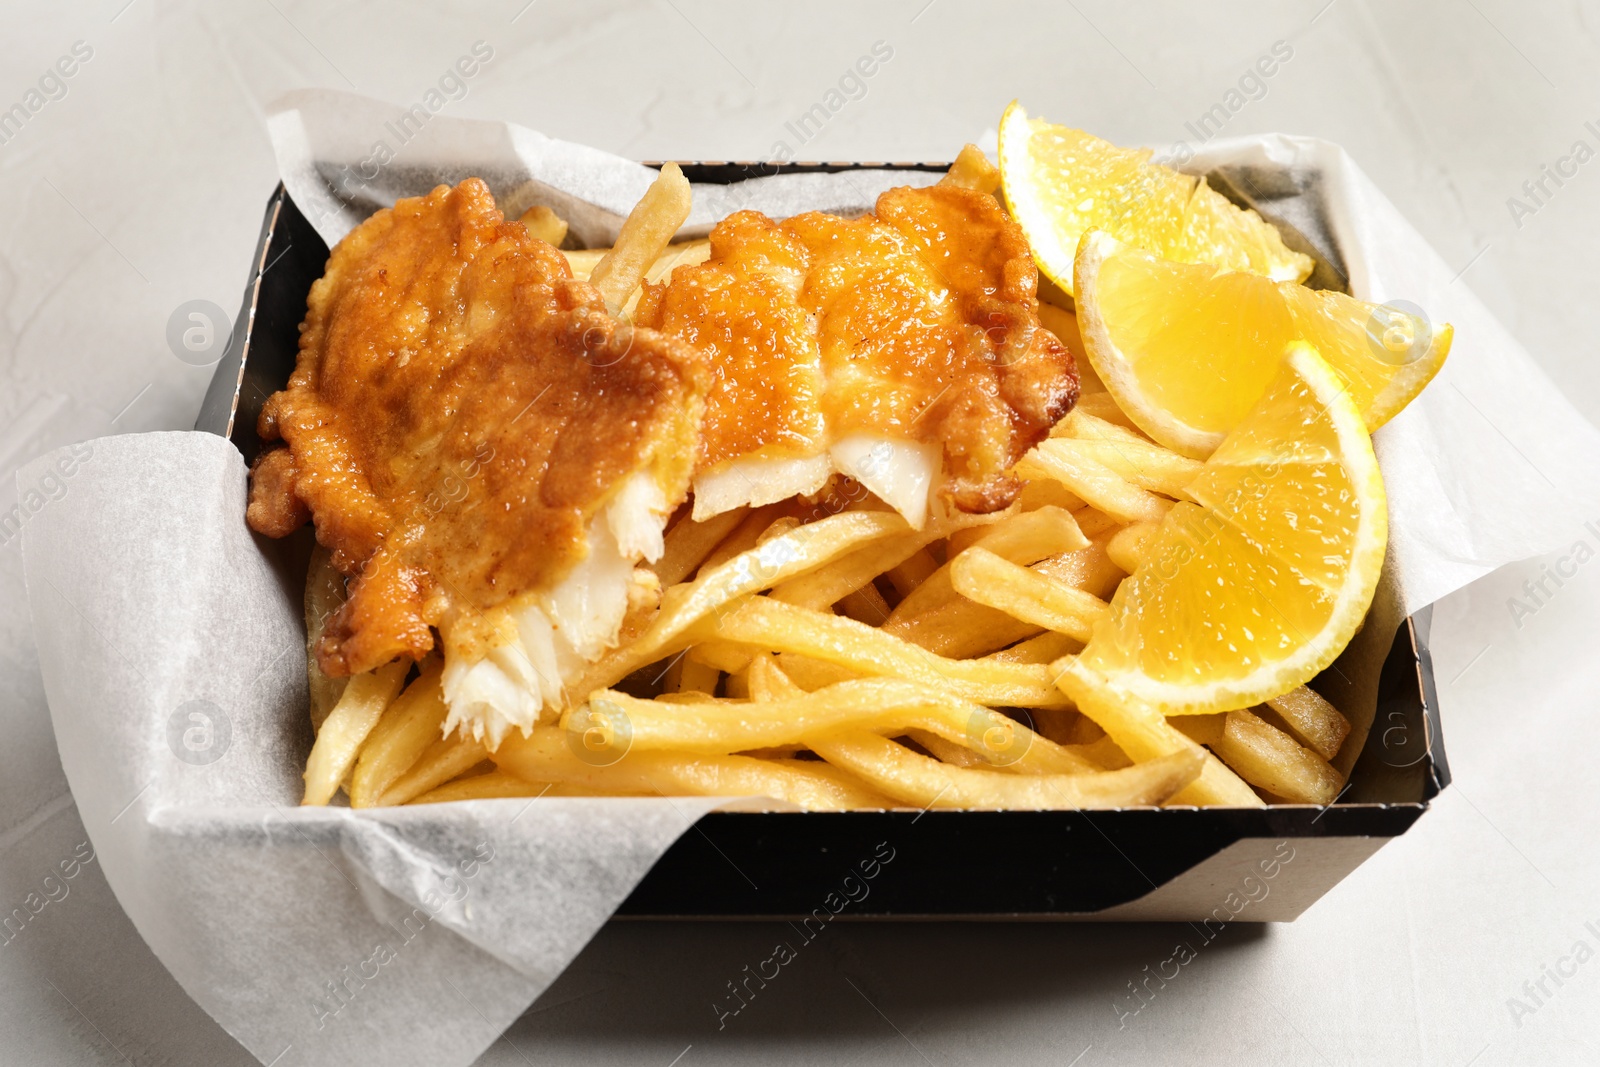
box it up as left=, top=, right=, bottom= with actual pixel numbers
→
left=635, top=183, right=1080, bottom=525
left=247, top=179, right=707, bottom=745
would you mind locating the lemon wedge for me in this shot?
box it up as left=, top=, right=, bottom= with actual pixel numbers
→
left=998, top=101, right=1312, bottom=299
left=1067, top=342, right=1388, bottom=714
left=1075, top=230, right=1452, bottom=458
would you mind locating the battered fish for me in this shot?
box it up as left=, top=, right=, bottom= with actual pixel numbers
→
left=247, top=179, right=707, bottom=746
left=635, top=183, right=1079, bottom=525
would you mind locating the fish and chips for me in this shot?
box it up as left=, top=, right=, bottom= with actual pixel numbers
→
left=247, top=106, right=1449, bottom=811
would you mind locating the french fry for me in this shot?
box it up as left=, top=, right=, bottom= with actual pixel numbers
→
left=626, top=238, right=713, bottom=316
left=836, top=582, right=892, bottom=624
left=685, top=640, right=753, bottom=674
left=303, top=545, right=348, bottom=733
left=888, top=506, right=1082, bottom=623
left=774, top=654, right=861, bottom=691
left=1021, top=705, right=1074, bottom=746
left=654, top=690, right=720, bottom=704
left=1171, top=713, right=1226, bottom=747
left=1062, top=712, right=1107, bottom=745
left=613, top=239, right=715, bottom=319
left=1265, top=686, right=1352, bottom=761
left=567, top=509, right=912, bottom=698
left=939, top=143, right=1001, bottom=194
left=764, top=757, right=891, bottom=804
left=737, top=746, right=803, bottom=760
left=945, top=504, right=1087, bottom=560
left=1053, top=657, right=1263, bottom=807
left=1073, top=390, right=1143, bottom=430
left=493, top=728, right=890, bottom=810
left=697, top=502, right=791, bottom=575
left=760, top=516, right=804, bottom=542
left=302, top=660, right=410, bottom=806
left=1212, top=709, right=1344, bottom=805
left=882, top=567, right=958, bottom=624
left=645, top=238, right=711, bottom=280
left=1015, top=440, right=1173, bottom=523
left=577, top=679, right=1095, bottom=773
left=1051, top=408, right=1146, bottom=444
left=883, top=533, right=1122, bottom=659
left=519, top=204, right=569, bottom=246
left=1105, top=521, right=1160, bottom=574
left=1081, top=734, right=1133, bottom=769
left=1048, top=438, right=1201, bottom=499
left=562, top=248, right=607, bottom=278
left=652, top=506, right=748, bottom=587
left=565, top=239, right=711, bottom=305
left=882, top=600, right=1042, bottom=660
left=770, top=511, right=994, bottom=611
left=723, top=663, right=752, bottom=699
left=697, top=596, right=1069, bottom=707
left=883, top=546, right=940, bottom=600
left=995, top=704, right=1130, bottom=768
left=906, top=728, right=994, bottom=769
left=950, top=547, right=1110, bottom=641
left=659, top=651, right=687, bottom=694
left=412, top=773, right=661, bottom=802
left=808, top=730, right=1202, bottom=810
left=350, top=659, right=448, bottom=807
left=380, top=733, right=490, bottom=806
left=411, top=771, right=550, bottom=804
left=627, top=241, right=710, bottom=321
left=769, top=533, right=914, bottom=611
left=907, top=725, right=1119, bottom=776
left=1071, top=507, right=1124, bottom=540
left=589, top=162, right=692, bottom=314
left=982, top=630, right=1079, bottom=664
left=1011, top=483, right=1088, bottom=515
left=1017, top=478, right=1086, bottom=512
left=1031, top=533, right=1126, bottom=598
left=746, top=652, right=801, bottom=702
left=673, top=657, right=721, bottom=695
left=751, top=662, right=967, bottom=822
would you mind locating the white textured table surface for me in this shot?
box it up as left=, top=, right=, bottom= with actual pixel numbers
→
left=3, top=3, right=1599, bottom=1064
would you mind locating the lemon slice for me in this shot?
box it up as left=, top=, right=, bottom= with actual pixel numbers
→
left=1075, top=230, right=1452, bottom=458
left=997, top=101, right=1312, bottom=299
left=1071, top=342, right=1388, bottom=714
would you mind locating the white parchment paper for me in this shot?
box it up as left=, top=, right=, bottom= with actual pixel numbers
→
left=19, top=89, right=1600, bottom=1066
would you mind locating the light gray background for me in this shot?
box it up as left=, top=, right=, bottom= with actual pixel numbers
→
left=3, top=2, right=1598, bottom=1064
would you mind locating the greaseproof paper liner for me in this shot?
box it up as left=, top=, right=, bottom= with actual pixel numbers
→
left=21, top=89, right=1600, bottom=1066
left=268, top=88, right=942, bottom=251
left=24, top=431, right=730, bottom=1066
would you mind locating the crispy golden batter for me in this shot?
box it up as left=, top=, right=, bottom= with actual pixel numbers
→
left=636, top=184, right=1078, bottom=512
left=634, top=211, right=825, bottom=469
left=247, top=179, right=707, bottom=677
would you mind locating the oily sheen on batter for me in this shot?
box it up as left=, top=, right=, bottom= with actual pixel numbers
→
left=635, top=184, right=1080, bottom=522
left=247, top=180, right=708, bottom=712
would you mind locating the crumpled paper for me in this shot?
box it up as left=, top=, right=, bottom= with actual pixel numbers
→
left=20, top=89, right=1600, bottom=1066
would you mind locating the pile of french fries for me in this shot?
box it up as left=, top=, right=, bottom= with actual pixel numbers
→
left=299, top=155, right=1356, bottom=812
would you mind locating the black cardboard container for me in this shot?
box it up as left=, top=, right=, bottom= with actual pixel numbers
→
left=197, top=168, right=1448, bottom=921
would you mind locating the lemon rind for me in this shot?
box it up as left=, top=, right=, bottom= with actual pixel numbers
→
left=998, top=101, right=1078, bottom=298
left=1081, top=343, right=1389, bottom=715
left=1363, top=322, right=1453, bottom=431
